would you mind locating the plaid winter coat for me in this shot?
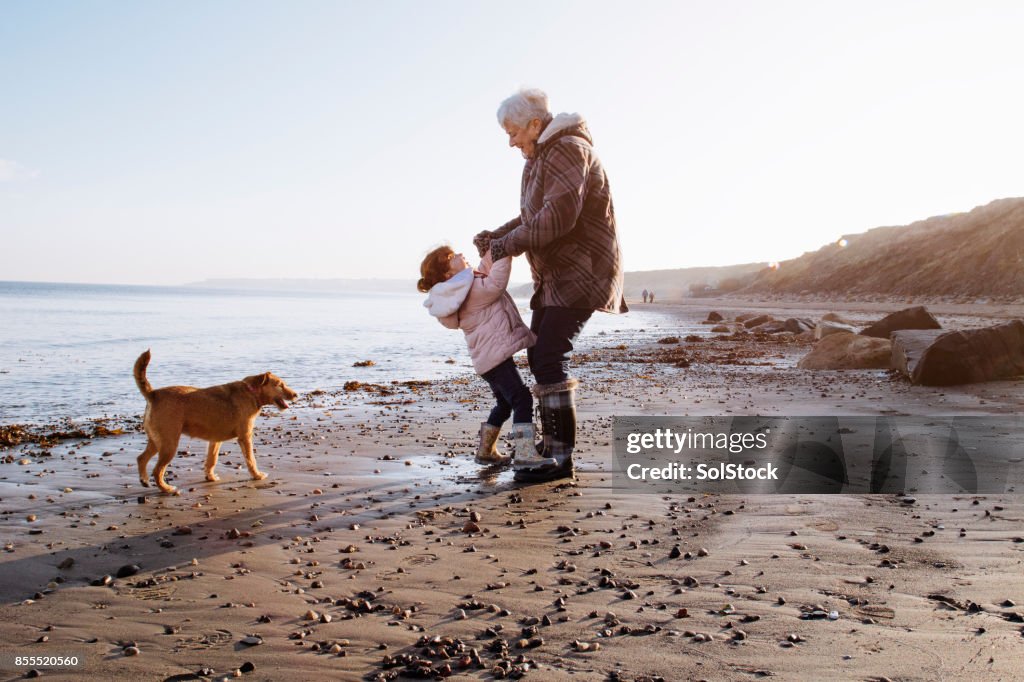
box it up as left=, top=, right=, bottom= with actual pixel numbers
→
left=488, top=113, right=627, bottom=314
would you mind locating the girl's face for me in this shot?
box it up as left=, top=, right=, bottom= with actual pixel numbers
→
left=446, top=252, right=470, bottom=278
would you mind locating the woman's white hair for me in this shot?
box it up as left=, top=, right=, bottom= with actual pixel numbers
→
left=496, top=88, right=551, bottom=127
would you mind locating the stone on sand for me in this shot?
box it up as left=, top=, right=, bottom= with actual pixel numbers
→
left=798, top=333, right=892, bottom=370
left=896, top=320, right=1024, bottom=385
left=860, top=305, right=941, bottom=339
left=814, top=320, right=858, bottom=340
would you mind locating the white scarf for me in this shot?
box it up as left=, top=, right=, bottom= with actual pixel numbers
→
left=423, top=267, right=473, bottom=318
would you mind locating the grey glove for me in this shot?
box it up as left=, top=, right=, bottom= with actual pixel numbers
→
left=473, top=230, right=493, bottom=257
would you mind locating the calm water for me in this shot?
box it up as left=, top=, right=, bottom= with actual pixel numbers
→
left=0, top=281, right=668, bottom=425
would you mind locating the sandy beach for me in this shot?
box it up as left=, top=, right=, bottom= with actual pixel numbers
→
left=2, top=299, right=1023, bottom=681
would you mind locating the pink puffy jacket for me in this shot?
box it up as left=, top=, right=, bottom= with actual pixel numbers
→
left=423, top=254, right=536, bottom=375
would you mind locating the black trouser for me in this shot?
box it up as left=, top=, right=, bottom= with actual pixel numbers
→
left=481, top=357, right=533, bottom=426
left=527, top=307, right=593, bottom=385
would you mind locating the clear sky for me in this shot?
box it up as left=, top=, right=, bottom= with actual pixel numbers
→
left=2, top=1, right=1023, bottom=285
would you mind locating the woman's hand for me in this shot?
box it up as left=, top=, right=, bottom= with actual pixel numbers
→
left=473, top=230, right=493, bottom=257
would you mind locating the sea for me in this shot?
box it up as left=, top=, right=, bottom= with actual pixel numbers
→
left=0, top=281, right=670, bottom=426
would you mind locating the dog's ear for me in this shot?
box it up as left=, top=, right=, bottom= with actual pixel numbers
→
left=258, top=373, right=271, bottom=386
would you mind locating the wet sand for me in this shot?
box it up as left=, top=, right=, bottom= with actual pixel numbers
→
left=2, top=300, right=1023, bottom=681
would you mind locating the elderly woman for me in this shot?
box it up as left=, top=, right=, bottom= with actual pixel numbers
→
left=474, top=88, right=626, bottom=483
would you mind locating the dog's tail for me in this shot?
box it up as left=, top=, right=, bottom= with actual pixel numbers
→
left=134, top=349, right=154, bottom=399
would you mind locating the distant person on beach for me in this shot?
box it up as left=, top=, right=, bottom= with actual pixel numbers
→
left=649, top=291, right=655, bottom=303
left=419, top=245, right=556, bottom=470
left=642, top=289, right=649, bottom=303
left=474, top=87, right=626, bottom=483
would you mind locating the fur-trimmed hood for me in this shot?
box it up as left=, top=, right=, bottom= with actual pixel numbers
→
left=537, top=112, right=591, bottom=148
left=423, top=267, right=473, bottom=318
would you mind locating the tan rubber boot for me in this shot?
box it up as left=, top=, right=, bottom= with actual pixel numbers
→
left=475, top=422, right=509, bottom=465
left=512, top=423, right=556, bottom=470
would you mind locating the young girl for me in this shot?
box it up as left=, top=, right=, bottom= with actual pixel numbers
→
left=418, top=245, right=555, bottom=469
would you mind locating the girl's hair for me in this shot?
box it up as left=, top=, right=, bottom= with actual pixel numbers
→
left=417, top=245, right=454, bottom=293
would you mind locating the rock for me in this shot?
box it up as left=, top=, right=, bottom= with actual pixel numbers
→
left=706, top=312, right=724, bottom=322
left=814, top=320, right=858, bottom=340
left=860, top=306, right=941, bottom=339
left=116, top=564, right=141, bottom=579
left=891, top=330, right=947, bottom=381
left=57, top=558, right=74, bottom=570
left=462, top=521, right=481, bottom=534
left=897, top=321, right=1024, bottom=386
left=798, top=333, right=892, bottom=370
left=239, top=662, right=255, bottom=673
left=240, top=635, right=263, bottom=646
left=784, top=318, right=815, bottom=334
left=711, top=324, right=731, bottom=333
left=743, top=314, right=775, bottom=329
left=123, top=645, right=140, bottom=656
left=821, top=312, right=856, bottom=325
left=751, top=320, right=789, bottom=334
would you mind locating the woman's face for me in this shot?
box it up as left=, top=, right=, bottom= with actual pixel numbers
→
left=503, top=118, right=542, bottom=159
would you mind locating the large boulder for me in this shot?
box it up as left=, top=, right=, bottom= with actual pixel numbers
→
left=705, top=311, right=724, bottom=322
left=891, top=330, right=947, bottom=380
left=860, top=306, right=941, bottom=339
left=897, top=320, right=1024, bottom=385
left=711, top=324, right=731, bottom=333
left=815, top=320, right=858, bottom=340
left=798, top=333, right=892, bottom=370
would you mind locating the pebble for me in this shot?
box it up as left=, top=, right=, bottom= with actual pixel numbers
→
left=123, top=645, right=140, bottom=656
left=303, top=610, right=319, bottom=621
left=573, top=640, right=601, bottom=651
left=240, top=635, right=263, bottom=646
left=116, top=564, right=141, bottom=579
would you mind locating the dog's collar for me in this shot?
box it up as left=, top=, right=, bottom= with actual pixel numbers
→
left=246, top=384, right=260, bottom=397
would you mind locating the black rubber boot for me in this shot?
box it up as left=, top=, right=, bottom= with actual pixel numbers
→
left=513, top=379, right=577, bottom=483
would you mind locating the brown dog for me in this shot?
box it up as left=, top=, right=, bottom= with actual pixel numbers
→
left=133, top=350, right=298, bottom=493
